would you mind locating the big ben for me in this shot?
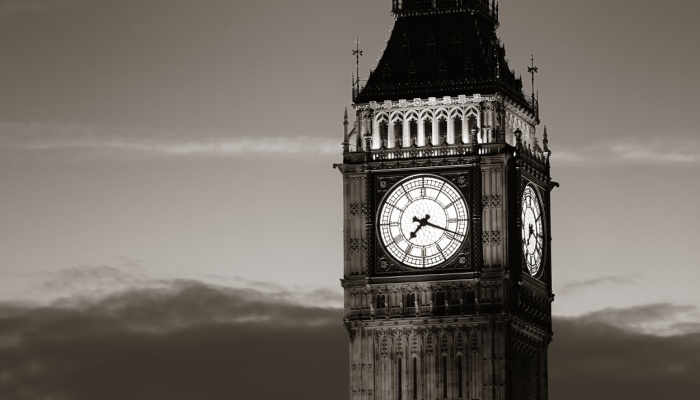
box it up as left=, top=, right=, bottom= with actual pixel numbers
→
left=336, top=1, right=556, bottom=400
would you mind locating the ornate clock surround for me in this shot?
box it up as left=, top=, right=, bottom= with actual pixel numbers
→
left=516, top=166, right=551, bottom=285
left=369, top=165, right=483, bottom=276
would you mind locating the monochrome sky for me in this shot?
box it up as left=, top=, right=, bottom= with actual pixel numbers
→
left=1, top=0, right=699, bottom=329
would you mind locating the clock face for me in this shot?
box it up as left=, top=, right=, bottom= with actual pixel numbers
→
left=521, top=185, right=544, bottom=277
left=378, top=175, right=469, bottom=269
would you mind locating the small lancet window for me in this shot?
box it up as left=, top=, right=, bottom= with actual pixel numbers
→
left=406, top=293, right=416, bottom=310
left=393, top=121, right=404, bottom=148
left=409, top=120, right=418, bottom=147
left=438, top=118, right=448, bottom=145
left=467, top=115, right=479, bottom=143
left=423, top=119, right=433, bottom=145
left=379, top=121, right=389, bottom=149
left=376, top=294, right=386, bottom=309
left=453, top=116, right=463, bottom=144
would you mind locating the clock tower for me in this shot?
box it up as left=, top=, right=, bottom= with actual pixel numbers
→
left=336, top=1, right=556, bottom=400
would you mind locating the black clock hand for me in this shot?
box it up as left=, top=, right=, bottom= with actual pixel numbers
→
left=525, top=224, right=535, bottom=247
left=409, top=215, right=430, bottom=239
left=423, top=221, right=463, bottom=237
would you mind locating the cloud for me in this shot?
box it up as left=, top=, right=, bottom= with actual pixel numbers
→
left=610, top=143, right=699, bottom=164
left=561, top=275, right=638, bottom=293
left=550, top=149, right=587, bottom=164
left=550, top=317, right=700, bottom=399
left=576, top=303, right=700, bottom=336
left=19, top=265, right=343, bottom=309
left=3, top=121, right=699, bottom=164
left=0, top=283, right=699, bottom=399
left=0, top=121, right=340, bottom=157
left=550, top=140, right=700, bottom=167
left=0, top=282, right=346, bottom=399
left=17, top=136, right=340, bottom=157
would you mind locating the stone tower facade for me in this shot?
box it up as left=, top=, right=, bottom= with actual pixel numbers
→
left=336, top=1, right=557, bottom=400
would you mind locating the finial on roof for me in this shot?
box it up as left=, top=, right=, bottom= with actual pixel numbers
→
left=352, top=38, right=364, bottom=99
left=343, top=108, right=350, bottom=153
left=543, top=125, right=551, bottom=163
left=528, top=54, right=539, bottom=113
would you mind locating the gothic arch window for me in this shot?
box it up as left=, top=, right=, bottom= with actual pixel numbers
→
left=438, top=117, right=448, bottom=146
left=406, top=293, right=416, bottom=309
left=468, top=115, right=479, bottom=143
left=375, top=113, right=389, bottom=149
left=465, top=106, right=479, bottom=116
left=393, top=120, right=404, bottom=148
left=409, top=120, right=418, bottom=147
left=376, top=294, right=386, bottom=309
left=391, top=112, right=404, bottom=148
left=379, top=120, right=389, bottom=149
left=404, top=112, right=418, bottom=147
left=422, top=118, right=433, bottom=146
left=453, top=114, right=463, bottom=144
left=406, top=292, right=416, bottom=315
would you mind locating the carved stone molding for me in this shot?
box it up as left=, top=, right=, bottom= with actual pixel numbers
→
left=349, top=202, right=370, bottom=216
left=482, top=194, right=502, bottom=209
left=482, top=230, right=502, bottom=246
left=349, top=238, right=369, bottom=252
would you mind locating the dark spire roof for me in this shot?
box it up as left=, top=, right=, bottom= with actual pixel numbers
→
left=356, top=1, right=531, bottom=111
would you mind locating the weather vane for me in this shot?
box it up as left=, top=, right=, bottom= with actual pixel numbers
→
left=352, top=38, right=364, bottom=95
left=528, top=54, right=539, bottom=107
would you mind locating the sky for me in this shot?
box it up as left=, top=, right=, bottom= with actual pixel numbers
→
left=0, top=0, right=699, bottom=394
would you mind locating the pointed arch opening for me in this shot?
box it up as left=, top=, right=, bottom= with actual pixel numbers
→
left=423, top=118, right=433, bottom=146
left=468, top=115, right=479, bottom=144
left=453, top=115, right=463, bottom=144
left=393, top=120, right=403, bottom=148
left=409, top=120, right=419, bottom=147
left=379, top=120, right=389, bottom=149
left=406, top=292, right=416, bottom=314
left=438, top=117, right=448, bottom=146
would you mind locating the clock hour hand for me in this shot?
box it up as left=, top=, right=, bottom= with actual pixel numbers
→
left=526, top=224, right=535, bottom=246
left=409, top=215, right=430, bottom=239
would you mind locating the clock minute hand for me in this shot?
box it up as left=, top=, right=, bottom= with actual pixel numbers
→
left=424, top=221, right=462, bottom=237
